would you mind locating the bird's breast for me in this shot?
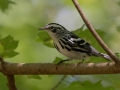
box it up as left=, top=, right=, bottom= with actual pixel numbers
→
left=54, top=40, right=89, bottom=60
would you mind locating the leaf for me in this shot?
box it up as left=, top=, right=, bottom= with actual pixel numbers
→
left=53, top=57, right=63, bottom=64
left=116, top=26, right=120, bottom=33
left=0, top=35, right=18, bottom=51
left=115, top=52, right=120, bottom=58
left=0, top=0, right=15, bottom=12
left=43, top=40, right=54, bottom=48
left=27, top=75, right=42, bottom=80
left=36, top=31, right=54, bottom=48
left=0, top=35, right=19, bottom=58
left=0, top=44, right=4, bottom=56
left=47, top=75, right=54, bottom=77
left=0, top=35, right=1, bottom=39
left=37, top=31, right=51, bottom=42
left=117, top=1, right=120, bottom=6
left=3, top=51, right=19, bottom=58
left=66, top=80, right=115, bottom=90
left=72, top=24, right=85, bottom=35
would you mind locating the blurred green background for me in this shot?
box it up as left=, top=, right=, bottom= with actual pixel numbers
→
left=0, top=0, right=120, bottom=90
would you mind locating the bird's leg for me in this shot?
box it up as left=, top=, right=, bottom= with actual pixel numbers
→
left=57, top=59, right=71, bottom=65
left=81, top=59, right=84, bottom=63
left=55, top=59, right=72, bottom=70
left=74, top=59, right=84, bottom=67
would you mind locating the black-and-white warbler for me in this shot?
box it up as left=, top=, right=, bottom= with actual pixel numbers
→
left=39, top=23, right=111, bottom=63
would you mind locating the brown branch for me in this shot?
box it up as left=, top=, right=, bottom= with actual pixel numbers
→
left=0, top=62, right=120, bottom=75
left=72, top=0, right=120, bottom=64
left=6, top=75, right=18, bottom=90
left=51, top=75, right=67, bottom=90
left=0, top=57, right=18, bottom=90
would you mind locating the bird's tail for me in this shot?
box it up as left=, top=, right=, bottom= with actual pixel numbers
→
left=99, top=53, right=111, bottom=61
left=90, top=46, right=112, bottom=61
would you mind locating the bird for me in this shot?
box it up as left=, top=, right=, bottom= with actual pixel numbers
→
left=38, top=23, right=111, bottom=63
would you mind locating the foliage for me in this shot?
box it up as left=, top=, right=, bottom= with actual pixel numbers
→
left=65, top=80, right=115, bottom=90
left=53, top=57, right=63, bottom=64
left=27, top=75, right=42, bottom=80
left=0, top=0, right=15, bottom=12
left=0, top=0, right=120, bottom=90
left=116, top=26, right=120, bottom=33
left=0, top=35, right=19, bottom=58
left=36, top=31, right=54, bottom=48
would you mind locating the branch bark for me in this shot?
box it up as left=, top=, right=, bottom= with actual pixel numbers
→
left=0, top=57, right=18, bottom=90
left=0, top=62, right=120, bottom=75
left=6, top=75, right=18, bottom=90
left=72, top=0, right=120, bottom=64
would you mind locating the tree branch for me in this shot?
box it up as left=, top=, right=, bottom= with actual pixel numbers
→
left=0, top=62, right=120, bottom=75
left=6, top=75, right=18, bottom=90
left=72, top=0, right=120, bottom=64
left=0, top=57, right=18, bottom=90
left=51, top=75, right=67, bottom=90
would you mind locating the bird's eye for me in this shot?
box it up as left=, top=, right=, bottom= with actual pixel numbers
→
left=50, top=26, right=54, bottom=29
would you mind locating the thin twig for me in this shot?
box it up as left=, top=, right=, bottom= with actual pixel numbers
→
left=51, top=75, right=67, bottom=90
left=72, top=0, right=120, bottom=64
left=6, top=75, right=18, bottom=90
left=71, top=75, right=80, bottom=81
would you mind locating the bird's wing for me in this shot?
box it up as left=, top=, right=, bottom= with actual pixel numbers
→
left=69, top=33, right=101, bottom=55
left=60, top=33, right=92, bottom=54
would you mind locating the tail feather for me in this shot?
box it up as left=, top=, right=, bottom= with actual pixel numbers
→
left=99, top=53, right=111, bottom=61
left=90, top=46, right=111, bottom=61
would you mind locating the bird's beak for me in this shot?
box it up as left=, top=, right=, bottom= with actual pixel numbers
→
left=38, top=25, right=49, bottom=30
left=38, top=27, right=46, bottom=30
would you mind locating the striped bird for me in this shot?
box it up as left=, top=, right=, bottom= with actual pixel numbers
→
left=39, top=23, right=111, bottom=63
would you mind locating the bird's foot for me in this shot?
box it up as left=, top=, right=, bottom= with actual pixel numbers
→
left=74, top=59, right=84, bottom=68
left=57, top=59, right=69, bottom=65
left=74, top=62, right=82, bottom=68
left=55, top=59, right=71, bottom=70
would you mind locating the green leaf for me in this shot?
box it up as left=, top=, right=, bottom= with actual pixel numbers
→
left=27, top=75, right=42, bottom=80
left=47, top=75, right=54, bottom=77
left=0, top=44, right=4, bottom=56
left=115, top=52, right=120, bottom=58
left=117, top=1, right=120, bottom=6
left=116, top=26, right=120, bottom=33
left=53, top=57, right=63, bottom=64
left=37, top=31, right=51, bottom=42
left=0, top=35, right=19, bottom=58
left=36, top=31, right=54, bottom=48
left=0, top=35, right=18, bottom=51
left=72, top=24, right=85, bottom=35
left=66, top=80, right=115, bottom=90
left=0, top=0, right=15, bottom=12
left=0, top=35, right=1, bottom=39
left=3, top=51, right=19, bottom=58
left=43, top=40, right=54, bottom=48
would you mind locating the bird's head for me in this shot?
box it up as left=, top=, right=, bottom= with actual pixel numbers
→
left=38, top=23, right=69, bottom=37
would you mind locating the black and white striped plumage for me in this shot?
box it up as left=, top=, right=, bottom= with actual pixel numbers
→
left=39, top=23, right=111, bottom=62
